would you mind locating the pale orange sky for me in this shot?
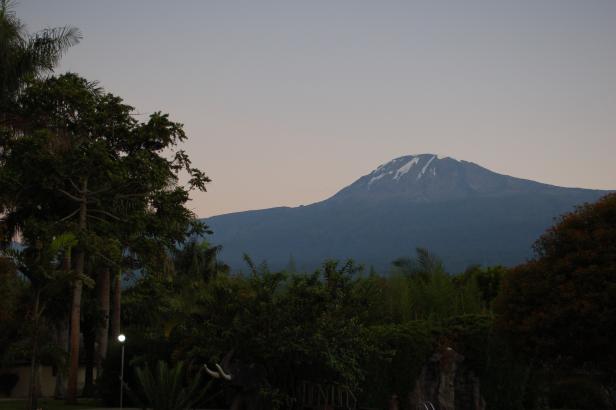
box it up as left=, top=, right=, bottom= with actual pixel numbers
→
left=20, top=1, right=616, bottom=217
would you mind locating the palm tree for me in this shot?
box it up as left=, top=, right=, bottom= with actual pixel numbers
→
left=0, top=0, right=81, bottom=116
left=7, top=233, right=80, bottom=410
left=390, top=248, right=456, bottom=320
left=391, top=247, right=445, bottom=281
left=173, top=240, right=229, bottom=282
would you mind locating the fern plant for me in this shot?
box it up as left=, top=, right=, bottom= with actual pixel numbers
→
left=131, top=361, right=209, bottom=410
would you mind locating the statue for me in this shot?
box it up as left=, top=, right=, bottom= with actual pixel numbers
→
left=204, top=351, right=268, bottom=410
left=409, top=347, right=485, bottom=410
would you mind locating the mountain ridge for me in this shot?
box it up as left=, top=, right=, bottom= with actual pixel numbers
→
left=203, top=154, right=610, bottom=272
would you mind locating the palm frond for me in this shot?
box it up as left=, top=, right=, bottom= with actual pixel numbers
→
left=47, top=232, right=77, bottom=256
left=415, top=247, right=445, bottom=275
left=243, top=253, right=258, bottom=276
left=27, top=25, right=82, bottom=71
left=0, top=2, right=81, bottom=114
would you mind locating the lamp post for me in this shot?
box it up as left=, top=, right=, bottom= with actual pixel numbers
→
left=118, top=334, right=126, bottom=409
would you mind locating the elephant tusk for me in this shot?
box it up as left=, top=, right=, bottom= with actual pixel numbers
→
left=204, top=364, right=220, bottom=379
left=215, top=363, right=233, bottom=380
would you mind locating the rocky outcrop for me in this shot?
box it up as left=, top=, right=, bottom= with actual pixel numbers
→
left=408, top=348, right=485, bottom=410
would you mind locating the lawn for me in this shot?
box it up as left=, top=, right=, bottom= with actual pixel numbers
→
left=0, top=399, right=100, bottom=410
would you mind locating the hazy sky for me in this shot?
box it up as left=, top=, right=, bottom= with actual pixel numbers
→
left=18, top=1, right=616, bottom=217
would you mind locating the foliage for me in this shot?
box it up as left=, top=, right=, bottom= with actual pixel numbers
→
left=361, top=321, right=436, bottom=407
left=496, top=193, right=616, bottom=373
left=172, top=239, right=228, bottom=283
left=547, top=376, right=612, bottom=410
left=0, top=255, right=25, bottom=365
left=1, top=70, right=210, bottom=271
left=479, top=333, right=531, bottom=410
left=0, top=0, right=81, bottom=114
left=1, top=234, right=79, bottom=409
left=456, top=265, right=507, bottom=310
left=119, top=254, right=530, bottom=410
left=382, top=248, right=484, bottom=322
left=119, top=260, right=379, bottom=408
left=129, top=361, right=209, bottom=410
left=0, top=67, right=210, bottom=404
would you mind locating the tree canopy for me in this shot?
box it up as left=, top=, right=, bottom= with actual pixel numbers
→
left=496, top=193, right=616, bottom=372
left=0, top=72, right=210, bottom=406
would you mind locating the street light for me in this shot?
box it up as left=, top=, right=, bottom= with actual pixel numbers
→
left=118, top=334, right=126, bottom=409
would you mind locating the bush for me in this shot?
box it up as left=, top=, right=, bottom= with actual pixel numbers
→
left=97, top=333, right=172, bottom=407
left=129, top=361, right=209, bottom=410
left=480, top=334, right=531, bottom=410
left=360, top=321, right=436, bottom=408
left=548, top=377, right=611, bottom=410
left=441, top=314, right=493, bottom=374
left=496, top=193, right=616, bottom=372
left=440, top=315, right=535, bottom=410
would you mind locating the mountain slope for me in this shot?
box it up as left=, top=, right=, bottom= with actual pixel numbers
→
left=204, top=154, right=610, bottom=273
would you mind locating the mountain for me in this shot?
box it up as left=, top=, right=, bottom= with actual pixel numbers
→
left=203, top=154, right=610, bottom=273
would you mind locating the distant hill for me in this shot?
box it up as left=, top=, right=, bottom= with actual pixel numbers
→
left=203, top=154, right=610, bottom=273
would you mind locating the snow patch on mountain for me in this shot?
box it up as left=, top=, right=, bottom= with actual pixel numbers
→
left=393, top=157, right=420, bottom=180
left=417, top=155, right=436, bottom=180
left=368, top=173, right=387, bottom=186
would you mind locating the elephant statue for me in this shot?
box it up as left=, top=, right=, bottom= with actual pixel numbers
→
left=204, top=351, right=268, bottom=410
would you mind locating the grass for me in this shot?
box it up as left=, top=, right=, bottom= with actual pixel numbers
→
left=0, top=399, right=100, bottom=410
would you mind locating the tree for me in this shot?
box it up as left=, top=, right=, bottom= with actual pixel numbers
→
left=496, top=193, right=616, bottom=374
left=173, top=239, right=228, bottom=283
left=7, top=233, right=79, bottom=410
left=135, top=260, right=377, bottom=409
left=0, top=0, right=80, bottom=116
left=0, top=73, right=209, bottom=403
left=388, top=248, right=482, bottom=321
left=0, top=254, right=24, bottom=366
left=456, top=264, right=507, bottom=310
left=0, top=5, right=79, bottom=401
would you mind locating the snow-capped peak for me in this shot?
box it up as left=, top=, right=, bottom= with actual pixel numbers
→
left=366, top=154, right=441, bottom=187
left=328, top=152, right=598, bottom=205
left=368, top=154, right=439, bottom=186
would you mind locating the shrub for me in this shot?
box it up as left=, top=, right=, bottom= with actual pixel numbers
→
left=97, top=331, right=172, bottom=406
left=129, top=361, right=209, bottom=410
left=548, top=376, right=611, bottom=410
left=360, top=321, right=436, bottom=408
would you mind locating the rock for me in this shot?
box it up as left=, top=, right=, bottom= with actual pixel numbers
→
left=408, top=348, right=485, bottom=410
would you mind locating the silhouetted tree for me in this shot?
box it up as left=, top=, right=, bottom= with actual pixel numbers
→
left=497, top=193, right=616, bottom=378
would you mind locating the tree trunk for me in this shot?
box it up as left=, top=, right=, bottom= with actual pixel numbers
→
left=54, top=251, right=72, bottom=399
left=26, top=289, right=41, bottom=410
left=111, top=270, right=122, bottom=340
left=53, top=315, right=69, bottom=398
left=66, top=177, right=87, bottom=404
left=82, top=323, right=95, bottom=397
left=96, top=268, right=110, bottom=376
left=66, top=265, right=83, bottom=403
